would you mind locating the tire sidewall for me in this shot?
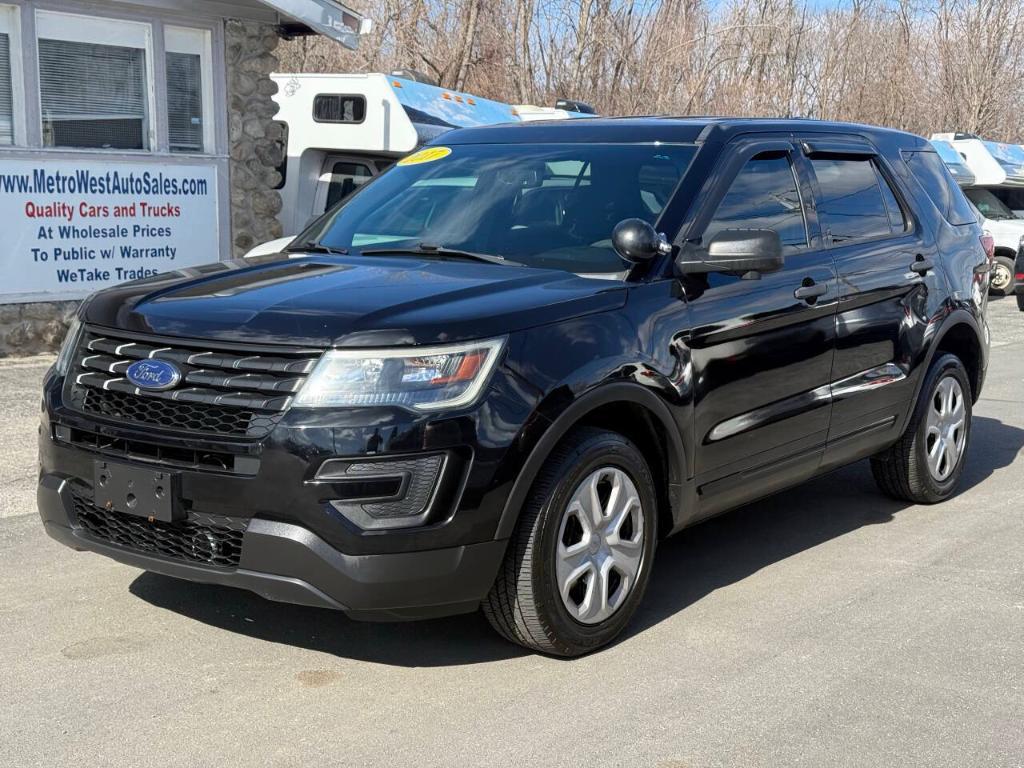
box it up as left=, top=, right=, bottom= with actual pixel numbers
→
left=531, top=434, right=658, bottom=652
left=911, top=355, right=972, bottom=501
left=990, top=256, right=1015, bottom=295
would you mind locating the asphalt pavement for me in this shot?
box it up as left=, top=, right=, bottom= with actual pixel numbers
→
left=1, top=298, right=1022, bottom=768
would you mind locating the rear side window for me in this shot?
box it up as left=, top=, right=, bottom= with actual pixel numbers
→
left=877, top=170, right=907, bottom=232
left=903, top=150, right=976, bottom=226
left=704, top=152, right=807, bottom=249
left=810, top=157, right=906, bottom=244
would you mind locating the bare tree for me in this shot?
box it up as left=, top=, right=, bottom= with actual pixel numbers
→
left=276, top=0, right=1024, bottom=141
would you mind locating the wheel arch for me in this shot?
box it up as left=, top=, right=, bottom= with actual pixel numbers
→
left=494, top=383, right=688, bottom=541
left=917, top=310, right=986, bottom=407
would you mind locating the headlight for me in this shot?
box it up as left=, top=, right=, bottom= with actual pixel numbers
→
left=294, top=338, right=506, bottom=411
left=54, top=317, right=82, bottom=376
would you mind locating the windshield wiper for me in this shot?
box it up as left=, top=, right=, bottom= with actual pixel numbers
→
left=285, top=241, right=349, bottom=255
left=360, top=243, right=520, bottom=266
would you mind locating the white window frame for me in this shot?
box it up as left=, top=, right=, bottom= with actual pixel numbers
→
left=34, top=9, right=157, bottom=152
left=0, top=3, right=25, bottom=146
left=164, top=25, right=215, bottom=155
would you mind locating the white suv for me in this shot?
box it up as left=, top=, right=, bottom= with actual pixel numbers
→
left=965, top=188, right=1024, bottom=295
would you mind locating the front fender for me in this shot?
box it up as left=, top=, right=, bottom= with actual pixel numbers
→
left=491, top=285, right=694, bottom=539
left=493, top=381, right=690, bottom=540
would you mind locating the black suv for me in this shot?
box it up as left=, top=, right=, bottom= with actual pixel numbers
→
left=39, top=119, right=991, bottom=656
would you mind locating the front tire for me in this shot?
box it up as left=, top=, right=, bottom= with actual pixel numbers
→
left=990, top=255, right=1016, bottom=296
left=483, top=428, right=657, bottom=656
left=871, top=354, right=972, bottom=503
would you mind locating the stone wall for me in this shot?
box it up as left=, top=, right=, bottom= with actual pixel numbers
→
left=0, top=301, right=79, bottom=357
left=225, top=20, right=285, bottom=257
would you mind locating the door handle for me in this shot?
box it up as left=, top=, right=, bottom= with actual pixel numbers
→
left=910, top=256, right=934, bottom=275
left=794, top=281, right=827, bottom=302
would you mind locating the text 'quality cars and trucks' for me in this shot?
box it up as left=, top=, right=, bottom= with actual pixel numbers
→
left=39, top=118, right=990, bottom=655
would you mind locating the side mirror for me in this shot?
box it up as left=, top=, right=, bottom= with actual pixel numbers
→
left=612, top=218, right=673, bottom=263
left=678, top=229, right=784, bottom=275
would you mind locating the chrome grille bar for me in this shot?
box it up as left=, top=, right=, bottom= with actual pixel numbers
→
left=65, top=328, right=323, bottom=438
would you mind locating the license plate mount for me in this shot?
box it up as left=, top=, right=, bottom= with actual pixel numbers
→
left=93, top=461, right=182, bottom=522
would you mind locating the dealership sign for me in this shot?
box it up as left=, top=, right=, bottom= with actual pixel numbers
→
left=0, top=157, right=219, bottom=303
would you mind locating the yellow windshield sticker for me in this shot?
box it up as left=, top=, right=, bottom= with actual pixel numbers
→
left=398, top=146, right=452, bottom=166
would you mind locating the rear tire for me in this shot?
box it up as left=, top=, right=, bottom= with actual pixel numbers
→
left=870, top=354, right=972, bottom=504
left=990, top=255, right=1016, bottom=296
left=483, top=427, right=657, bottom=656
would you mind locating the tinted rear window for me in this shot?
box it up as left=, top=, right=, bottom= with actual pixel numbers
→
left=810, top=157, right=897, bottom=243
left=902, top=150, right=976, bottom=226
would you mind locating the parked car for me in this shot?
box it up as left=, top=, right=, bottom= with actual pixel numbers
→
left=39, top=119, right=990, bottom=656
left=963, top=188, right=1024, bottom=295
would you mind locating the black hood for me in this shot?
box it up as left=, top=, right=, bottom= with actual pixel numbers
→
left=82, top=254, right=627, bottom=348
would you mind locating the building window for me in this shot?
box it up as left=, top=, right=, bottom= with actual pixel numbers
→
left=36, top=11, right=153, bottom=151
left=0, top=31, right=12, bottom=146
left=0, top=4, right=19, bottom=146
left=165, top=26, right=214, bottom=154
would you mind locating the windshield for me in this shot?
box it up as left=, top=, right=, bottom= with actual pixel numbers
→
left=301, top=142, right=697, bottom=275
left=983, top=141, right=1024, bottom=174
left=965, top=188, right=1017, bottom=220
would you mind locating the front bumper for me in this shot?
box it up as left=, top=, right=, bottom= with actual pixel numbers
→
left=38, top=472, right=507, bottom=620
left=37, top=334, right=536, bottom=618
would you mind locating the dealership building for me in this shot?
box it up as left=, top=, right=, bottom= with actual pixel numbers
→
left=0, top=0, right=367, bottom=354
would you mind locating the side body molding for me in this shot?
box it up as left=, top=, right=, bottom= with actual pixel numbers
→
left=707, top=363, right=907, bottom=443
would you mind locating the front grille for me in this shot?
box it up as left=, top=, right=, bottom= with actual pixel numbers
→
left=81, top=388, right=258, bottom=437
left=57, top=425, right=259, bottom=474
left=72, top=492, right=247, bottom=569
left=65, top=328, right=321, bottom=439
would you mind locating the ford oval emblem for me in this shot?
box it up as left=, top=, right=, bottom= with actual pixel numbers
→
left=125, top=359, right=182, bottom=391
